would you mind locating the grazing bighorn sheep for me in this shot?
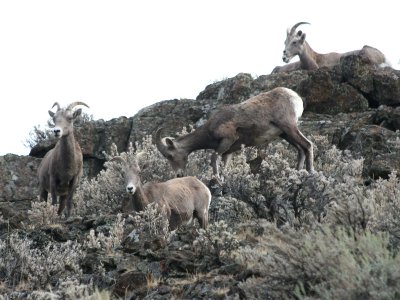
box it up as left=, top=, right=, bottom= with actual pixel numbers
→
left=272, top=22, right=387, bottom=73
left=37, top=101, right=89, bottom=217
left=156, top=87, right=314, bottom=179
left=111, top=156, right=211, bottom=229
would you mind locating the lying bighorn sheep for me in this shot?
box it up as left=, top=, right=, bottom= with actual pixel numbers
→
left=156, top=87, right=314, bottom=179
left=111, top=156, right=211, bottom=229
left=37, top=101, right=89, bottom=217
left=272, top=22, right=387, bottom=73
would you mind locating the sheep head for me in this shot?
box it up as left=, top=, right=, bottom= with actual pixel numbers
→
left=48, top=101, right=89, bottom=138
left=111, top=156, right=141, bottom=195
left=283, top=22, right=310, bottom=63
left=155, top=128, right=188, bottom=177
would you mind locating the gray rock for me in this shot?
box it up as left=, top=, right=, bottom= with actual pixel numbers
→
left=3, top=54, right=400, bottom=206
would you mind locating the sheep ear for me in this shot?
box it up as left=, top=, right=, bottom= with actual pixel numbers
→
left=48, top=110, right=55, bottom=118
left=165, top=138, right=175, bottom=149
left=73, top=108, right=82, bottom=119
left=299, top=33, right=306, bottom=44
left=132, top=160, right=141, bottom=172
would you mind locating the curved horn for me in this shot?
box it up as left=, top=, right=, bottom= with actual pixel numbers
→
left=66, top=101, right=90, bottom=111
left=289, top=22, right=310, bottom=36
left=155, top=127, right=169, bottom=156
left=51, top=102, right=61, bottom=111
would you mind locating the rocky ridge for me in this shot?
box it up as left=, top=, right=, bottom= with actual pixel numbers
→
left=1, top=54, right=400, bottom=298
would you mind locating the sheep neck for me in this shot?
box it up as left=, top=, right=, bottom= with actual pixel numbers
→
left=299, top=42, right=319, bottom=70
left=176, top=126, right=216, bottom=153
left=132, top=183, right=150, bottom=211
left=58, top=132, right=78, bottom=172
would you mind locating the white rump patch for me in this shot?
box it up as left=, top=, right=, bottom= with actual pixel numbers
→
left=199, top=180, right=212, bottom=209
left=283, top=87, right=304, bottom=121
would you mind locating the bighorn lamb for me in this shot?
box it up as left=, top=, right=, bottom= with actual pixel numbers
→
left=111, top=156, right=211, bottom=229
left=37, top=102, right=89, bottom=217
left=156, top=87, right=313, bottom=179
left=272, top=22, right=387, bottom=73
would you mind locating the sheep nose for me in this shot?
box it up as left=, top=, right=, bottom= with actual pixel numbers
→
left=127, top=186, right=135, bottom=194
left=53, top=128, right=61, bottom=136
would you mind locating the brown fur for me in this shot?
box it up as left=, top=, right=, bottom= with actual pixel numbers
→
left=37, top=102, right=88, bottom=217
left=272, top=22, right=387, bottom=73
left=156, top=87, right=314, bottom=178
left=112, top=157, right=211, bottom=229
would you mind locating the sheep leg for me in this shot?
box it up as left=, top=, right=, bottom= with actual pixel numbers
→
left=193, top=210, right=208, bottom=229
left=200, top=211, right=209, bottom=229
left=50, top=178, right=58, bottom=205
left=211, top=152, right=221, bottom=178
left=280, top=133, right=306, bottom=170
left=39, top=188, right=48, bottom=202
left=58, top=195, right=67, bottom=216
left=65, top=194, right=73, bottom=218
left=222, top=153, right=232, bottom=169
left=211, top=138, right=237, bottom=179
left=278, top=124, right=313, bottom=172
left=65, top=177, right=79, bottom=218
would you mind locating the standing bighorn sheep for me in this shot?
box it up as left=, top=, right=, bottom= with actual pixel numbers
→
left=272, top=22, right=387, bottom=73
left=111, top=156, right=211, bottom=229
left=37, top=102, right=89, bottom=217
left=156, top=87, right=314, bottom=179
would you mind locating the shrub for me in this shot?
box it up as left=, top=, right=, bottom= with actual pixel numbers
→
left=233, top=222, right=400, bottom=299
left=74, top=137, right=177, bottom=217
left=24, top=112, right=93, bottom=150
left=27, top=198, right=59, bottom=228
left=193, top=220, right=239, bottom=264
left=257, top=136, right=365, bottom=227
left=222, top=146, right=260, bottom=201
left=124, top=203, right=171, bottom=242
left=84, top=213, right=125, bottom=254
left=24, top=124, right=52, bottom=149
left=209, top=195, right=256, bottom=225
left=0, top=233, right=83, bottom=290
left=368, top=171, right=400, bottom=251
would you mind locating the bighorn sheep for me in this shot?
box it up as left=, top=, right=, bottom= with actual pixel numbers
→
left=272, top=22, right=387, bottom=73
left=156, top=87, right=314, bottom=179
left=37, top=102, right=89, bottom=217
left=111, top=156, right=211, bottom=229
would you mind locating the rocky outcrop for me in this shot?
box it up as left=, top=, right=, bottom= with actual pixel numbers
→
left=2, top=54, right=400, bottom=205
left=1, top=50, right=400, bottom=299
left=0, top=154, right=40, bottom=204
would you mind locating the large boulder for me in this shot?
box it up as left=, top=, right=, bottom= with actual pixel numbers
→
left=128, top=98, right=215, bottom=146
left=0, top=154, right=40, bottom=202
left=297, top=69, right=369, bottom=114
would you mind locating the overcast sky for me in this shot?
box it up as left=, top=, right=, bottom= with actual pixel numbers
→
left=0, top=0, right=398, bottom=155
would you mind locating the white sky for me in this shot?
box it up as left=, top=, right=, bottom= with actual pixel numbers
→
left=0, top=0, right=398, bottom=155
